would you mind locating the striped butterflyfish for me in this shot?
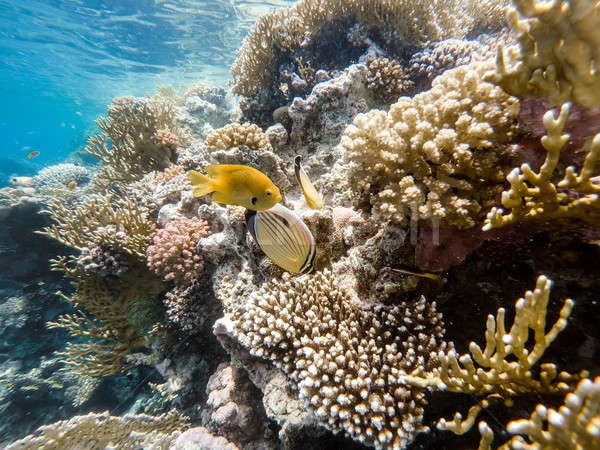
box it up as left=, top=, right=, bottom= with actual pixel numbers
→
left=246, top=203, right=316, bottom=274
left=294, top=155, right=323, bottom=209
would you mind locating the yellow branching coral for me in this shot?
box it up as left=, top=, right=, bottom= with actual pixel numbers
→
left=49, top=270, right=163, bottom=377
left=231, top=0, right=508, bottom=97
left=488, top=0, right=600, bottom=108
left=340, top=61, right=519, bottom=228
left=230, top=269, right=446, bottom=449
left=205, top=122, right=271, bottom=152
left=5, top=410, right=188, bottom=450
left=484, top=103, right=600, bottom=230
left=477, top=376, right=600, bottom=449
left=39, top=194, right=155, bottom=260
left=87, top=97, right=181, bottom=187
left=400, top=275, right=586, bottom=435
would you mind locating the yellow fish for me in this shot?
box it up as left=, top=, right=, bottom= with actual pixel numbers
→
left=189, top=164, right=282, bottom=211
left=246, top=203, right=316, bottom=273
left=294, top=156, right=323, bottom=209
left=66, top=180, right=77, bottom=190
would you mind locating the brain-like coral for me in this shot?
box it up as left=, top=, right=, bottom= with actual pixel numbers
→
left=205, top=123, right=271, bottom=152
left=146, top=217, right=211, bottom=285
left=339, top=61, right=519, bottom=229
left=230, top=269, right=445, bottom=449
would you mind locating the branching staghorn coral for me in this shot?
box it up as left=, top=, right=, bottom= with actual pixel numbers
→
left=5, top=410, right=188, bottom=450
left=484, top=103, right=600, bottom=230
left=487, top=0, right=600, bottom=108
left=399, top=275, right=586, bottom=437
left=49, top=270, right=164, bottom=377
left=231, top=0, right=508, bottom=97
left=230, top=269, right=446, bottom=449
left=39, top=194, right=155, bottom=260
left=339, top=61, right=519, bottom=228
left=86, top=96, right=181, bottom=187
left=205, top=122, right=271, bottom=152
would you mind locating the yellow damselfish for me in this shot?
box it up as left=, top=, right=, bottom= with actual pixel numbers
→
left=189, top=164, right=282, bottom=211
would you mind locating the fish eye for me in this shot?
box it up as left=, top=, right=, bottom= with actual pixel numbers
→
left=251, top=197, right=258, bottom=205
left=266, top=191, right=271, bottom=196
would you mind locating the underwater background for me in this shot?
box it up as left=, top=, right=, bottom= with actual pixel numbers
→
left=1, top=0, right=600, bottom=449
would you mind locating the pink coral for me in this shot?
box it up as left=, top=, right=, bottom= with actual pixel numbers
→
left=153, top=165, right=185, bottom=184
left=146, top=217, right=210, bottom=284
left=152, top=128, right=179, bottom=151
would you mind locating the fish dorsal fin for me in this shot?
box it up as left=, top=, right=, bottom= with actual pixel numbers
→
left=294, top=156, right=323, bottom=209
left=206, top=164, right=249, bottom=177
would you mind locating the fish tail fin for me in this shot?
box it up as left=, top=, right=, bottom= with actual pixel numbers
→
left=189, top=170, right=214, bottom=197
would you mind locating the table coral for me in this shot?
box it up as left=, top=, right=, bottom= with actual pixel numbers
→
left=205, top=122, right=271, bottom=152
left=40, top=194, right=155, bottom=260
left=147, top=217, right=211, bottom=285
left=484, top=103, right=600, bottom=230
left=339, top=61, right=519, bottom=229
left=229, top=269, right=445, bottom=449
left=5, top=410, right=188, bottom=450
left=488, top=0, right=600, bottom=108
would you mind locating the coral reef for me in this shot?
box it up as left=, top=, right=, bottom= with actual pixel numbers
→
left=163, top=278, right=221, bottom=333
left=485, top=102, right=600, bottom=230
left=339, top=61, right=519, bottom=228
left=86, top=96, right=181, bottom=188
left=226, top=269, right=446, bottom=449
left=74, top=244, right=129, bottom=277
left=489, top=0, right=600, bottom=108
left=205, top=122, right=271, bottom=152
left=147, top=217, right=211, bottom=285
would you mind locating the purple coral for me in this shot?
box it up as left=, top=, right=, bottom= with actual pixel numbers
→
left=146, top=217, right=210, bottom=285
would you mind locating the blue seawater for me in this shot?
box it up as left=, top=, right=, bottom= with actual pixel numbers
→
left=0, top=0, right=291, bottom=185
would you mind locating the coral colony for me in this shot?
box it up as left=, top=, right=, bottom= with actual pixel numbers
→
left=1, top=0, right=600, bottom=448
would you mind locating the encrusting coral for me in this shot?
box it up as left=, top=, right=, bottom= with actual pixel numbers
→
left=5, top=410, right=188, bottom=450
left=205, top=122, right=271, bottom=152
left=484, top=102, right=600, bottom=230
left=399, top=275, right=586, bottom=440
left=488, top=0, right=600, bottom=108
left=229, top=269, right=446, bottom=449
left=86, top=96, right=182, bottom=188
left=339, top=61, right=519, bottom=229
left=146, top=217, right=211, bottom=285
